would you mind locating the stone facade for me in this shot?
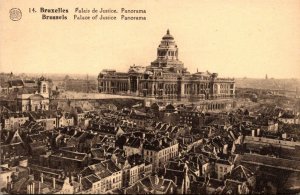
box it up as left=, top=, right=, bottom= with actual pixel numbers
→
left=16, top=77, right=50, bottom=112
left=98, top=30, right=235, bottom=102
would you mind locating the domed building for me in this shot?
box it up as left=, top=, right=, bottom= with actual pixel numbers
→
left=98, top=30, right=235, bottom=110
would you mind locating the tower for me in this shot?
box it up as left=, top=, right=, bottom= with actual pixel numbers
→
left=38, top=76, right=49, bottom=97
left=157, top=29, right=179, bottom=61
left=148, top=29, right=185, bottom=73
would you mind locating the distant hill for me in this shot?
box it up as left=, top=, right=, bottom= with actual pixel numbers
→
left=2, top=72, right=98, bottom=82
left=235, top=78, right=299, bottom=91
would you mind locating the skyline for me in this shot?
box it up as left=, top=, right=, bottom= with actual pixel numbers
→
left=1, top=0, right=300, bottom=79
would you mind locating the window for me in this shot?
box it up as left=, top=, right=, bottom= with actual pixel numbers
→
left=42, top=84, right=47, bottom=93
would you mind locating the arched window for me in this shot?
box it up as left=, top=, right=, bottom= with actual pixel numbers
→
left=42, top=84, right=47, bottom=93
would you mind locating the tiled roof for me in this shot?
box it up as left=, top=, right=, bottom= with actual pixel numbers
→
left=91, top=148, right=106, bottom=160
left=124, top=137, right=143, bottom=148
left=81, top=177, right=92, bottom=190
left=9, top=79, right=24, bottom=87
left=29, top=111, right=57, bottom=120
left=225, top=164, right=253, bottom=182
left=86, top=174, right=101, bottom=183
left=101, top=159, right=121, bottom=173
left=51, top=149, right=87, bottom=161
left=30, top=164, right=63, bottom=178
left=127, top=154, right=144, bottom=166
left=164, top=169, right=185, bottom=186
left=125, top=175, right=174, bottom=194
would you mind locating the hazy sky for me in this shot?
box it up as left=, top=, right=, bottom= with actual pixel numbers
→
left=1, top=0, right=300, bottom=78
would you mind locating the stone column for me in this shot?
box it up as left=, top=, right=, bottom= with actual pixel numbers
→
left=136, top=77, right=139, bottom=96
left=127, top=77, right=131, bottom=94
left=181, top=83, right=185, bottom=96
left=151, top=82, right=155, bottom=96
left=108, top=81, right=111, bottom=93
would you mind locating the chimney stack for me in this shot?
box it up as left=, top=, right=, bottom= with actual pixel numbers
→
left=53, top=177, right=56, bottom=189
left=78, top=174, right=82, bottom=191
left=27, top=183, right=30, bottom=194
left=32, top=182, right=35, bottom=194
left=28, top=183, right=33, bottom=194
left=223, top=144, right=228, bottom=154
left=155, top=175, right=159, bottom=185
left=257, top=128, right=261, bottom=136
left=251, top=130, right=255, bottom=137
left=41, top=173, right=44, bottom=183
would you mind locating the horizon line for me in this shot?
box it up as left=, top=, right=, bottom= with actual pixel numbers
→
left=1, top=71, right=300, bottom=80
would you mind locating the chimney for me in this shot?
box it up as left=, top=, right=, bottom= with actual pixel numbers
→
left=115, top=156, right=118, bottom=165
left=53, top=177, right=56, bottom=189
left=282, top=133, right=287, bottom=139
left=251, top=130, right=255, bottom=137
left=29, top=183, right=33, bottom=194
left=71, top=175, right=75, bottom=182
left=41, top=173, right=44, bottom=183
left=78, top=174, right=82, bottom=191
left=155, top=175, right=159, bottom=185
left=32, top=182, right=35, bottom=194
left=257, top=128, right=261, bottom=136
left=223, top=144, right=228, bottom=154
left=27, top=183, right=30, bottom=194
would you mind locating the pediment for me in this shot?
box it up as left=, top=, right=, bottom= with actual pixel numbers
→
left=29, top=94, right=44, bottom=100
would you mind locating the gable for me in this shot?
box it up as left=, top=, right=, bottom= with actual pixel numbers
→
left=9, top=130, right=23, bottom=144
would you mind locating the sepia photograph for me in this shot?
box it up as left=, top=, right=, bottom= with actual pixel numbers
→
left=0, top=0, right=300, bottom=194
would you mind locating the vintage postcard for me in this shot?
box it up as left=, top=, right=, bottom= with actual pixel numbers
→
left=0, top=0, right=300, bottom=194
